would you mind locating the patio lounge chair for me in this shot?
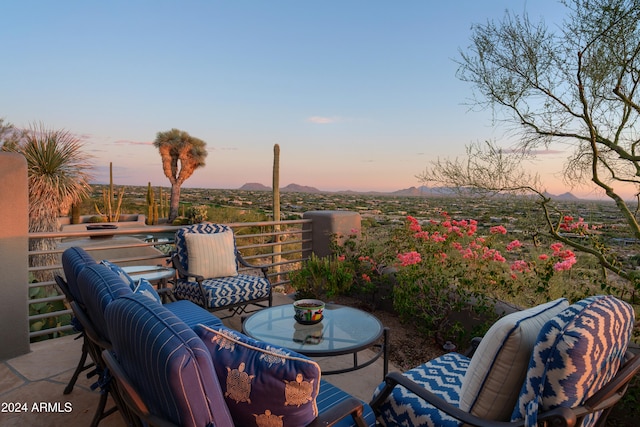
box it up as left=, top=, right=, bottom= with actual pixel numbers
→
left=56, top=246, right=99, bottom=395
left=370, top=295, right=640, bottom=427
left=172, top=222, right=272, bottom=318
left=69, top=259, right=225, bottom=426
left=101, top=292, right=376, bottom=427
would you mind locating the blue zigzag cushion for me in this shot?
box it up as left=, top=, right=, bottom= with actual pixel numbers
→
left=373, top=352, right=469, bottom=427
left=511, top=295, right=634, bottom=427
left=174, top=275, right=271, bottom=309
left=195, top=324, right=321, bottom=427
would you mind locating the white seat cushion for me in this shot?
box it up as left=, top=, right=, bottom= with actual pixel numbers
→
left=185, top=231, right=238, bottom=278
left=458, top=298, right=569, bottom=420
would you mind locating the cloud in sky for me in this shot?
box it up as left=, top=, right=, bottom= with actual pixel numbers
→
left=306, top=116, right=341, bottom=124
left=114, top=139, right=153, bottom=146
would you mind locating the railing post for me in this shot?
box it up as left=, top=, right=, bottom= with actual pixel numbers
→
left=302, top=210, right=361, bottom=258
left=0, top=153, right=30, bottom=359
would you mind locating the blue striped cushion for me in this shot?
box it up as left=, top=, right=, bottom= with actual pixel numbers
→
left=511, top=295, right=634, bottom=427
left=373, top=352, right=469, bottom=427
left=105, top=294, right=234, bottom=427
left=61, top=247, right=97, bottom=304
left=174, top=275, right=271, bottom=309
left=164, top=300, right=222, bottom=329
left=317, top=380, right=377, bottom=427
left=196, top=324, right=321, bottom=427
left=77, top=264, right=133, bottom=341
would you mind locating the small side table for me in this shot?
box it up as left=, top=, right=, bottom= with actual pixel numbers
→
left=122, top=265, right=175, bottom=302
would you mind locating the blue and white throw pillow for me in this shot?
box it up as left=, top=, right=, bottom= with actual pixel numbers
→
left=459, top=298, right=569, bottom=420
left=133, top=278, right=162, bottom=304
left=100, top=260, right=136, bottom=291
left=195, top=324, right=321, bottom=427
left=510, top=295, right=634, bottom=427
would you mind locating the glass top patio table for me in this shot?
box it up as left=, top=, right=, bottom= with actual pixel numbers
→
left=242, top=303, right=388, bottom=376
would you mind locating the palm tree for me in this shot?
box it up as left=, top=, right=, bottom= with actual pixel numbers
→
left=4, top=122, right=92, bottom=282
left=153, top=129, right=207, bottom=222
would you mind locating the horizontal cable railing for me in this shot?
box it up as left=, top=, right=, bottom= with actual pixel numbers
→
left=27, top=219, right=313, bottom=339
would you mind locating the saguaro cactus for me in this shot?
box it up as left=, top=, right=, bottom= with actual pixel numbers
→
left=146, top=182, right=158, bottom=225
left=273, top=144, right=281, bottom=279
left=94, top=162, right=124, bottom=222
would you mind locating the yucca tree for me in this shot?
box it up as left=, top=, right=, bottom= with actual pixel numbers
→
left=153, top=128, right=207, bottom=222
left=4, top=123, right=92, bottom=282
left=0, top=118, right=21, bottom=148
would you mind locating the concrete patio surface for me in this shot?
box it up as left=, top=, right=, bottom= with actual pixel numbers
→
left=0, top=292, right=396, bottom=426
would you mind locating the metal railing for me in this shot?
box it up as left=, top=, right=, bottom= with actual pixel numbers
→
left=27, top=219, right=313, bottom=339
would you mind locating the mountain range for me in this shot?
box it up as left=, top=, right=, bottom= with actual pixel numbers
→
left=238, top=182, right=581, bottom=201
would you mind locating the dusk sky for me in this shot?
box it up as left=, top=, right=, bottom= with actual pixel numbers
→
left=4, top=1, right=603, bottom=197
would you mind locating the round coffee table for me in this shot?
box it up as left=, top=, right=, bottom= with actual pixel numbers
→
left=242, top=303, right=388, bottom=377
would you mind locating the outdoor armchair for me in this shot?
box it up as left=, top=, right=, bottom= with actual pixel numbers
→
left=172, top=222, right=272, bottom=317
left=370, top=295, right=640, bottom=427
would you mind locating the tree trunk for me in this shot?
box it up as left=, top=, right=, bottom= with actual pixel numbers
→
left=168, top=183, right=181, bottom=223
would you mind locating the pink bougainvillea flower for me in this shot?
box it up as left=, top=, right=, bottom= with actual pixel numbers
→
left=553, top=256, right=577, bottom=271
left=539, top=254, right=549, bottom=261
left=414, top=231, right=430, bottom=240
left=550, top=242, right=564, bottom=252
left=558, top=249, right=575, bottom=260
left=506, top=240, right=522, bottom=251
left=361, top=273, right=371, bottom=282
left=466, top=226, right=477, bottom=236
left=490, top=225, right=507, bottom=234
left=407, top=216, right=422, bottom=232
left=481, top=248, right=506, bottom=262
left=397, top=251, right=422, bottom=267
left=462, top=248, right=477, bottom=259
left=337, top=255, right=346, bottom=261
left=510, top=259, right=530, bottom=272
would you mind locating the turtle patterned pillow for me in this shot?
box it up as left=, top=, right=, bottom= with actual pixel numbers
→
left=195, top=324, right=321, bottom=427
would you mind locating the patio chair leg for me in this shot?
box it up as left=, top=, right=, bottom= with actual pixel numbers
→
left=64, top=335, right=95, bottom=395
left=90, top=391, right=109, bottom=427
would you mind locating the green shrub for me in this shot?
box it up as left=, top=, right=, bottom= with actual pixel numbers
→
left=289, top=254, right=354, bottom=299
left=187, top=205, right=209, bottom=223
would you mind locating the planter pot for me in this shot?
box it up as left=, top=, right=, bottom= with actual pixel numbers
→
left=86, top=224, right=118, bottom=238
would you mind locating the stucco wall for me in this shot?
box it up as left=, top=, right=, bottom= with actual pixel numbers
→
left=0, top=152, right=30, bottom=359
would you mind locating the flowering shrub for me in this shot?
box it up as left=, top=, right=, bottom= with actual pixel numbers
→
left=333, top=212, right=583, bottom=345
